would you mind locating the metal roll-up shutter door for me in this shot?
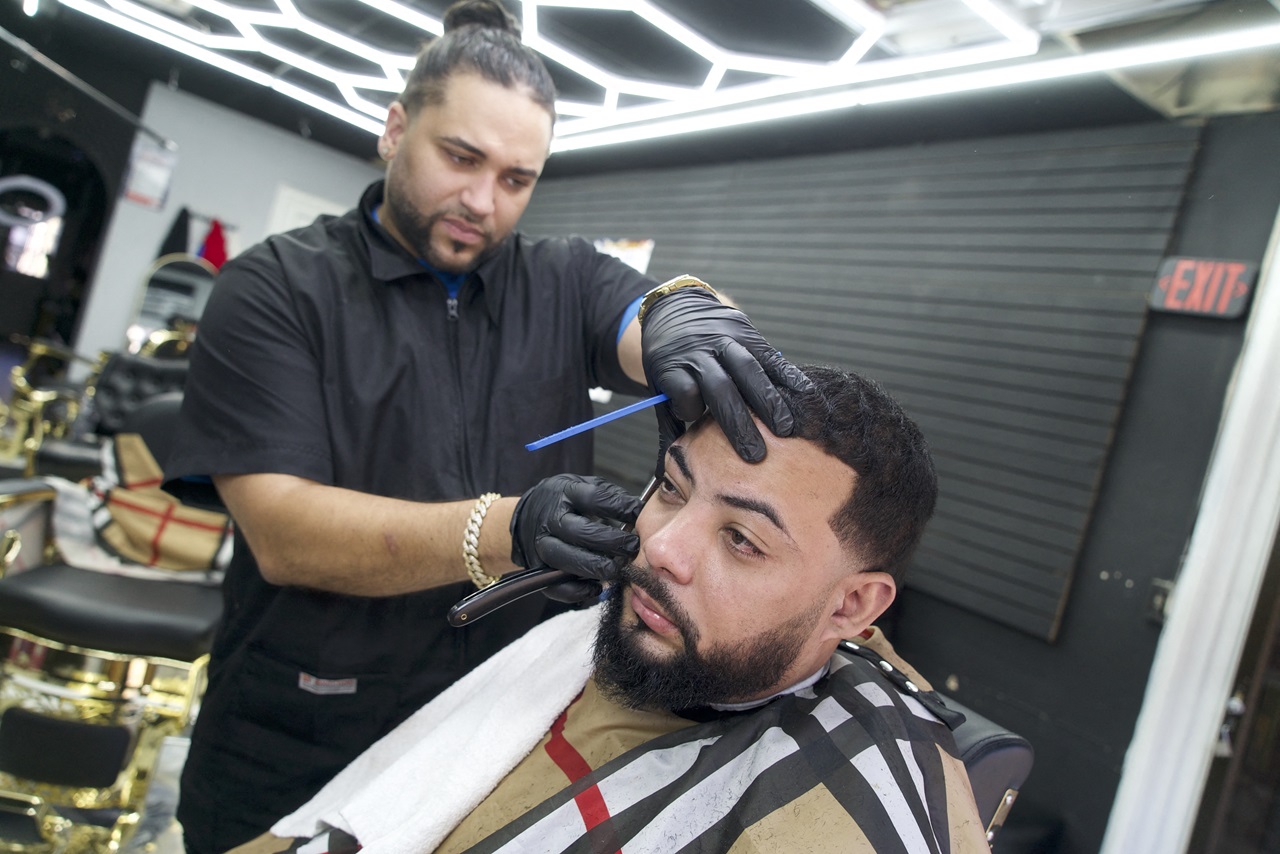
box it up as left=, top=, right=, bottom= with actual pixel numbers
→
left=521, top=120, right=1200, bottom=641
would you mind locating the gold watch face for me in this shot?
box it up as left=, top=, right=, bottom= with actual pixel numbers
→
left=638, top=275, right=716, bottom=323
left=659, top=275, right=703, bottom=291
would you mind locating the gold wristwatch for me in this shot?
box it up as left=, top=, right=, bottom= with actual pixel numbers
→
left=636, top=275, right=718, bottom=324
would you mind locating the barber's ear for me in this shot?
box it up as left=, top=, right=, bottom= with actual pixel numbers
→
left=824, top=572, right=896, bottom=641
left=381, top=102, right=409, bottom=159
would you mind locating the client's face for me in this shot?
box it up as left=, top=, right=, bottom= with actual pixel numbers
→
left=594, top=420, right=860, bottom=711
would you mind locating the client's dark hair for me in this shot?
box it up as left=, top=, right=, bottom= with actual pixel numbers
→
left=782, top=365, right=937, bottom=583
left=398, top=0, right=557, bottom=121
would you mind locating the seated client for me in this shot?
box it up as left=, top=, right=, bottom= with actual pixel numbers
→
left=233, top=365, right=989, bottom=853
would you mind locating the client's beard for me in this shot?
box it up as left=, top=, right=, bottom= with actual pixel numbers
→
left=592, top=564, right=823, bottom=711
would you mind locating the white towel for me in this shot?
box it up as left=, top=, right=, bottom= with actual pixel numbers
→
left=271, top=605, right=600, bottom=853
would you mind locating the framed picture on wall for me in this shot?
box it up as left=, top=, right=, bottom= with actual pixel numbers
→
left=265, top=184, right=348, bottom=234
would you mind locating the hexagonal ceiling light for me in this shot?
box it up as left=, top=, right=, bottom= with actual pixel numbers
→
left=41, top=0, right=1280, bottom=151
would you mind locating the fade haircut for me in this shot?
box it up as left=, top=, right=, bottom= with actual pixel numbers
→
left=781, top=364, right=938, bottom=583
left=398, top=0, right=557, bottom=121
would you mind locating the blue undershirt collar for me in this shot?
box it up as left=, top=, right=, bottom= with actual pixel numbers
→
left=373, top=204, right=467, bottom=298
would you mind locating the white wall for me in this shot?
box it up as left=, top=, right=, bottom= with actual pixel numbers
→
left=76, top=82, right=382, bottom=362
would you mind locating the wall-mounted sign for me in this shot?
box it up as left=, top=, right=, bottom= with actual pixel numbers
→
left=1150, top=256, right=1257, bottom=319
left=123, top=133, right=179, bottom=210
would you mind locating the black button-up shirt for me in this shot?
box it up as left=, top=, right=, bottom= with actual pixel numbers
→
left=166, top=180, right=653, bottom=836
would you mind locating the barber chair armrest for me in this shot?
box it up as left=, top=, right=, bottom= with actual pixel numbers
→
left=0, top=480, right=58, bottom=577
left=30, top=438, right=104, bottom=484
left=938, top=692, right=1034, bottom=846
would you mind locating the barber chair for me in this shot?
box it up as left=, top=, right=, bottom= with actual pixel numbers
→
left=0, top=340, right=105, bottom=478
left=0, top=393, right=224, bottom=852
left=135, top=319, right=197, bottom=361
left=32, top=352, right=189, bottom=484
left=944, top=693, right=1035, bottom=847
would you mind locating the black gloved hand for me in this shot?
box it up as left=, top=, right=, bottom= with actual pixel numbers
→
left=641, top=283, right=814, bottom=469
left=510, top=474, right=642, bottom=604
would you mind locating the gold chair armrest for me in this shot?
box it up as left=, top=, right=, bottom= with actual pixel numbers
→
left=0, top=482, right=58, bottom=576
left=0, top=529, right=19, bottom=574
left=139, top=327, right=196, bottom=359
left=0, top=483, right=58, bottom=510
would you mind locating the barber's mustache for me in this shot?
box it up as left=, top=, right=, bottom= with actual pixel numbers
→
left=445, top=207, right=486, bottom=228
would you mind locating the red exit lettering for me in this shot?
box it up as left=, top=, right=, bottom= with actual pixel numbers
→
left=1152, top=257, right=1256, bottom=319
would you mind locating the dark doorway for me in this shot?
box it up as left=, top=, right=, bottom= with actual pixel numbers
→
left=0, top=126, right=108, bottom=346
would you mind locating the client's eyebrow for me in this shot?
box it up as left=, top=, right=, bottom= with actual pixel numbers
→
left=669, top=444, right=695, bottom=484
left=668, top=444, right=793, bottom=544
left=721, top=494, right=790, bottom=542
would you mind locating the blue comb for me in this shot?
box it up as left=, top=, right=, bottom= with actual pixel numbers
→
left=525, top=393, right=668, bottom=451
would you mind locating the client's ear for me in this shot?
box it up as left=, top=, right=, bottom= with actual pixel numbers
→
left=823, top=572, right=896, bottom=641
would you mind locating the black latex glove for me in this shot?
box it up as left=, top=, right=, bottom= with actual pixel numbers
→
left=510, top=474, right=642, bottom=604
left=641, top=285, right=814, bottom=469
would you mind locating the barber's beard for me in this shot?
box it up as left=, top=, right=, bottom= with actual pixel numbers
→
left=593, top=564, right=824, bottom=712
left=382, top=184, right=496, bottom=274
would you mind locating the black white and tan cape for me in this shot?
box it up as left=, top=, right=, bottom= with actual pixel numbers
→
left=268, top=606, right=989, bottom=853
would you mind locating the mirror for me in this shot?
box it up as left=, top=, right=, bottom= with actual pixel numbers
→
left=0, top=128, right=109, bottom=343
left=126, top=253, right=217, bottom=356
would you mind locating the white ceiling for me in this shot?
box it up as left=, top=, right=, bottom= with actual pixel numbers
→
left=17, top=0, right=1280, bottom=152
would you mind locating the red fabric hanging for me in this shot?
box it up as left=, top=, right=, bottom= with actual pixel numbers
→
left=197, top=219, right=228, bottom=269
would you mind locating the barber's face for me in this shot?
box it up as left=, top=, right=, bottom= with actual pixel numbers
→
left=595, top=421, right=883, bottom=710
left=378, top=72, right=552, bottom=273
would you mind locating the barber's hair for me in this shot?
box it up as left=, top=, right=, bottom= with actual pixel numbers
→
left=782, top=365, right=938, bottom=583
left=398, top=0, right=557, bottom=121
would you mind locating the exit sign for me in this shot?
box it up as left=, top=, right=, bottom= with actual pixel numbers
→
left=1150, top=257, right=1257, bottom=319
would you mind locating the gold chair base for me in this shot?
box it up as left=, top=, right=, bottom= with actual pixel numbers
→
left=0, top=791, right=142, bottom=854
left=0, top=631, right=206, bottom=853
left=0, top=792, right=72, bottom=853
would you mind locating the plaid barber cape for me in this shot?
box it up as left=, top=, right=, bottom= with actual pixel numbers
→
left=281, top=639, right=988, bottom=854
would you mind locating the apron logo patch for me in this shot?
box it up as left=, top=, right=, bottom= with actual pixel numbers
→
left=298, top=672, right=358, bottom=695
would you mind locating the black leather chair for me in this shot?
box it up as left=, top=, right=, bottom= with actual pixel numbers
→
left=944, top=694, right=1035, bottom=846
left=0, top=392, right=222, bottom=851
left=33, top=352, right=189, bottom=482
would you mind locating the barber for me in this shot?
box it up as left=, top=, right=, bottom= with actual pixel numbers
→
left=163, top=2, right=809, bottom=851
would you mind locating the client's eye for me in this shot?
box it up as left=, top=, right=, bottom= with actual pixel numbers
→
left=656, top=475, right=683, bottom=503
left=725, top=528, right=763, bottom=558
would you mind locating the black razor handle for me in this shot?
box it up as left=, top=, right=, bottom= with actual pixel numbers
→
left=447, top=567, right=575, bottom=626
left=447, top=477, right=658, bottom=628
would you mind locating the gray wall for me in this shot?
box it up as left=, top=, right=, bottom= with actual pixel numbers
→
left=75, top=83, right=382, bottom=364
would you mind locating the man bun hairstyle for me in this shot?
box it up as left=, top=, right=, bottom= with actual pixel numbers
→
left=398, top=0, right=557, bottom=121
left=781, top=365, right=938, bottom=584
left=443, top=0, right=520, bottom=34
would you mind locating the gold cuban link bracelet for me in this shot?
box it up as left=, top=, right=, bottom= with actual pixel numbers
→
left=462, top=492, right=503, bottom=589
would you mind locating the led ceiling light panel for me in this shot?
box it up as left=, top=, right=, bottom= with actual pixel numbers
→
left=49, top=0, right=1280, bottom=150
left=554, top=23, right=1280, bottom=150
